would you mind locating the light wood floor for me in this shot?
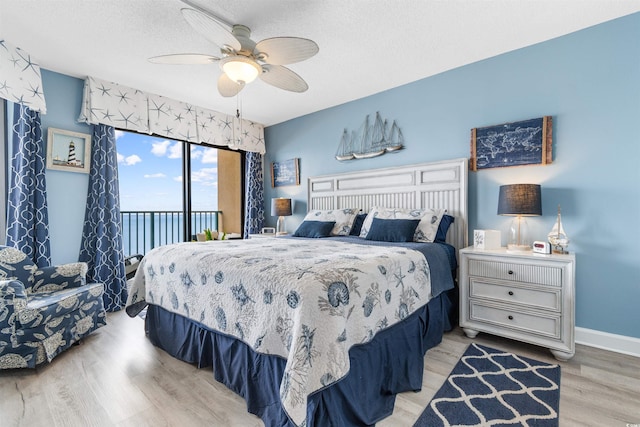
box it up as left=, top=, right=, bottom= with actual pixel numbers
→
left=1, top=310, right=639, bottom=427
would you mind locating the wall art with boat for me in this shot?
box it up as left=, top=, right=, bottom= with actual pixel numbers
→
left=335, top=112, right=404, bottom=161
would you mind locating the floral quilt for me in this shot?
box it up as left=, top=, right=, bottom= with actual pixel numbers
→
left=126, top=238, right=439, bottom=426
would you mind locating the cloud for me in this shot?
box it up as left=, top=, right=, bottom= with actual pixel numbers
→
left=201, top=148, right=218, bottom=164
left=114, top=130, right=125, bottom=140
left=168, top=142, right=182, bottom=159
left=144, top=173, right=166, bottom=179
left=191, top=146, right=203, bottom=159
left=174, top=176, right=183, bottom=182
left=124, top=154, right=142, bottom=166
left=190, top=146, right=217, bottom=164
left=191, top=167, right=218, bottom=186
left=151, top=140, right=182, bottom=159
left=117, top=153, right=142, bottom=166
left=151, top=140, right=170, bottom=156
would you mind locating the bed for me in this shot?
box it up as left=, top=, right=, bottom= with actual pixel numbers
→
left=126, top=158, right=468, bottom=427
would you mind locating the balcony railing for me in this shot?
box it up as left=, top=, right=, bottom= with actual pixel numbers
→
left=120, top=210, right=221, bottom=256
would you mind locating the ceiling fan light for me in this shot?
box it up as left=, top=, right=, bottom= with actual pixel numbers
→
left=221, top=56, right=261, bottom=85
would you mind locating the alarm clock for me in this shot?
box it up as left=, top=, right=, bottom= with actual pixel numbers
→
left=532, top=241, right=551, bottom=254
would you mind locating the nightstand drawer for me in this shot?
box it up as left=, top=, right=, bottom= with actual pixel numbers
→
left=469, top=279, right=561, bottom=311
left=470, top=302, right=561, bottom=339
left=469, top=259, right=562, bottom=286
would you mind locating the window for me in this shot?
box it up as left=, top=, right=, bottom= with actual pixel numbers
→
left=116, top=130, right=242, bottom=255
left=190, top=144, right=231, bottom=235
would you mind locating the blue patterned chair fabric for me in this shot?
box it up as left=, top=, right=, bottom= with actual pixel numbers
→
left=0, top=245, right=107, bottom=369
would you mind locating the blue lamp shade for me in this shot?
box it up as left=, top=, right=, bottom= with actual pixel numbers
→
left=271, top=198, right=292, bottom=217
left=497, top=184, right=541, bottom=252
left=497, top=184, right=542, bottom=216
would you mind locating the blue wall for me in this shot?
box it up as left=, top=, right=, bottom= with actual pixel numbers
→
left=40, top=71, right=92, bottom=265
left=264, top=13, right=640, bottom=339
left=25, top=14, right=639, bottom=339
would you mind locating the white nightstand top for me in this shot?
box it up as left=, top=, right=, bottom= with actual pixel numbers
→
left=461, top=246, right=575, bottom=261
left=249, top=233, right=277, bottom=239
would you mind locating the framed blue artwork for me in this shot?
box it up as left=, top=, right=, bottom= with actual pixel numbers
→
left=470, top=116, right=552, bottom=171
left=271, top=158, right=300, bottom=187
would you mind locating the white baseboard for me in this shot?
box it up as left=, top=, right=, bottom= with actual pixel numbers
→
left=576, top=327, right=640, bottom=358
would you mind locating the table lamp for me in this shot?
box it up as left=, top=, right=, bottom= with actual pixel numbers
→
left=271, top=198, right=292, bottom=235
left=497, top=184, right=541, bottom=252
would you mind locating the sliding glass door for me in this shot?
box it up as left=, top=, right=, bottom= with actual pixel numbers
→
left=189, top=143, right=222, bottom=236
left=117, top=131, right=241, bottom=255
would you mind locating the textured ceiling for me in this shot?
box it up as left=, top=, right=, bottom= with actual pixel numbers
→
left=2, top=1, right=639, bottom=126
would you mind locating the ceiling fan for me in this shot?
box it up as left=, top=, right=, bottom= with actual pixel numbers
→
left=149, top=0, right=319, bottom=97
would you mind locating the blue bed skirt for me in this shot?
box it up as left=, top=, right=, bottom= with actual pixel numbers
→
left=145, top=289, right=455, bottom=427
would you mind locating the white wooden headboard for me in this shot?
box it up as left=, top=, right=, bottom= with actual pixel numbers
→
left=308, top=158, right=468, bottom=252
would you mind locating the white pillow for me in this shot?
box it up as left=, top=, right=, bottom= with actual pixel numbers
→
left=303, top=208, right=360, bottom=236
left=359, top=206, right=445, bottom=242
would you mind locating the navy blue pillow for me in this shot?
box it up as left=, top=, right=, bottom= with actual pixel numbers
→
left=293, top=221, right=336, bottom=238
left=365, top=218, right=421, bottom=242
left=349, top=213, right=368, bottom=236
left=435, top=214, right=455, bottom=243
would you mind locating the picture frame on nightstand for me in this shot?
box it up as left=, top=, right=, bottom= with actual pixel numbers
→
left=473, top=229, right=501, bottom=250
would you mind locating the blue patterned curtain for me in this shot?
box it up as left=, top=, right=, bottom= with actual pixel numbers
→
left=79, top=124, right=127, bottom=311
left=5, top=102, right=51, bottom=267
left=243, top=152, right=265, bottom=238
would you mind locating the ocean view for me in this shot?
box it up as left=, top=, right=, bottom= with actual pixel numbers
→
left=120, top=211, right=219, bottom=256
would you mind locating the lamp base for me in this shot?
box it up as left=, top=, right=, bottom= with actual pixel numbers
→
left=276, top=216, right=287, bottom=235
left=506, top=243, right=532, bottom=253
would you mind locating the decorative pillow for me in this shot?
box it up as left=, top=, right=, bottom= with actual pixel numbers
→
left=359, top=206, right=446, bottom=243
left=303, top=208, right=359, bottom=236
left=365, top=218, right=421, bottom=242
left=435, top=214, right=455, bottom=243
left=349, top=213, right=368, bottom=236
left=293, top=221, right=336, bottom=238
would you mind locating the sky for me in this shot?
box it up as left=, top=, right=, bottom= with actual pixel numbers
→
left=115, top=130, right=218, bottom=212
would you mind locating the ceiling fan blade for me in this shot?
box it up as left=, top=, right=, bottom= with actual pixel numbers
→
left=255, top=37, right=319, bottom=65
left=148, top=53, right=220, bottom=64
left=218, top=73, right=244, bottom=97
left=260, top=64, right=309, bottom=93
left=181, top=8, right=241, bottom=51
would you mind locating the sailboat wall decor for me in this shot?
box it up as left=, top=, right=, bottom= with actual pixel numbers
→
left=335, top=112, right=404, bottom=161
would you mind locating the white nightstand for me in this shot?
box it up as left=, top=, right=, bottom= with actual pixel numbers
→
left=459, top=246, right=576, bottom=361
left=249, top=233, right=277, bottom=239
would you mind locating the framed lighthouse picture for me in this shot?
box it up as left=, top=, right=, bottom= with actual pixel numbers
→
left=46, top=128, right=91, bottom=173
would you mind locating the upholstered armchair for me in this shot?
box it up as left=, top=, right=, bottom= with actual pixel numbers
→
left=0, top=245, right=107, bottom=369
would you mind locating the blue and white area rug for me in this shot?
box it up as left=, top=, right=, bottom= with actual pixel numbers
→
left=414, top=343, right=560, bottom=427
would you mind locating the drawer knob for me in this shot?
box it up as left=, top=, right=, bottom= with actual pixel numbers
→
left=508, top=291, right=514, bottom=296
left=508, top=270, right=514, bottom=275
left=508, top=315, right=514, bottom=320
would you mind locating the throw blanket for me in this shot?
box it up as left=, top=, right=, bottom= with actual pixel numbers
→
left=126, top=238, right=438, bottom=426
